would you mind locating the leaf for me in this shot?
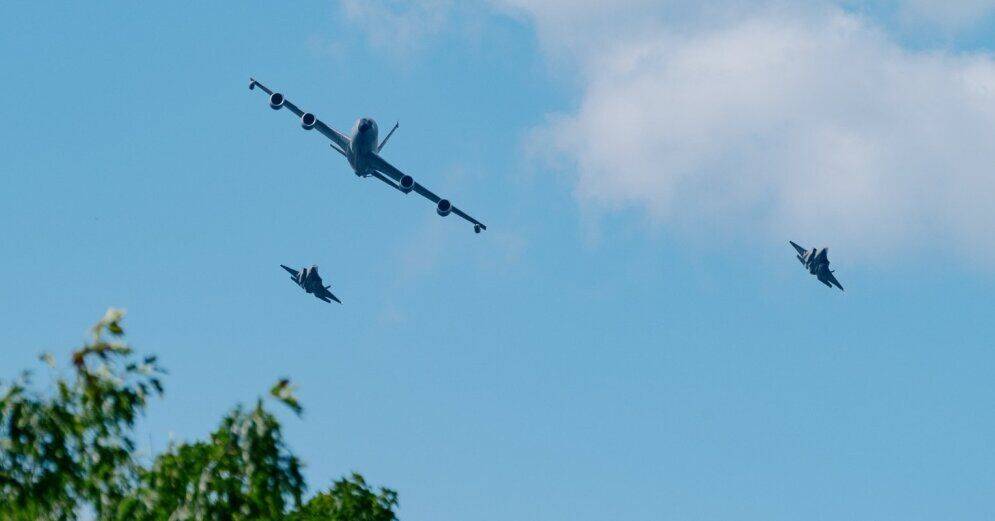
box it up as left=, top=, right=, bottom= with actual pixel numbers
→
left=39, top=353, right=56, bottom=368
left=93, top=308, right=126, bottom=339
left=269, top=379, right=303, bottom=417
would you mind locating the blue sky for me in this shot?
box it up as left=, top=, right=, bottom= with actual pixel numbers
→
left=3, top=1, right=995, bottom=519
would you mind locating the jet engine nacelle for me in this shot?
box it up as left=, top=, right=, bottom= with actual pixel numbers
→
left=269, top=92, right=285, bottom=110
left=436, top=199, right=452, bottom=217
left=399, top=175, right=415, bottom=194
left=301, top=112, right=317, bottom=130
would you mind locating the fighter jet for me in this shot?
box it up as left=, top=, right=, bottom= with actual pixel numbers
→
left=281, top=264, right=342, bottom=304
left=789, top=241, right=844, bottom=291
left=249, top=78, right=487, bottom=234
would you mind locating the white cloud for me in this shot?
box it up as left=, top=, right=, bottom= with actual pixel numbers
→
left=340, top=0, right=455, bottom=56
left=504, top=1, right=995, bottom=263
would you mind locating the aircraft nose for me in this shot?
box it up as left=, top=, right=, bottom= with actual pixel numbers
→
left=359, top=120, right=371, bottom=132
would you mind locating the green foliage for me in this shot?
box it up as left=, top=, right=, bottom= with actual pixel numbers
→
left=289, top=473, right=398, bottom=521
left=0, top=310, right=400, bottom=520
left=120, top=399, right=305, bottom=520
left=0, top=309, right=165, bottom=520
left=270, top=378, right=303, bottom=417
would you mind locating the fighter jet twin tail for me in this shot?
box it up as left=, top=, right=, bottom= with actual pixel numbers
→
left=251, top=77, right=489, bottom=305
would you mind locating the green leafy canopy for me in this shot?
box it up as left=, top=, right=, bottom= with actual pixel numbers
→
left=0, top=310, right=398, bottom=520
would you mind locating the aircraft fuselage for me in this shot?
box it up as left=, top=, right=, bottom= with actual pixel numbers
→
left=801, top=248, right=828, bottom=275
left=347, top=118, right=379, bottom=176
left=804, top=252, right=834, bottom=285
left=789, top=241, right=842, bottom=291
left=296, top=266, right=322, bottom=293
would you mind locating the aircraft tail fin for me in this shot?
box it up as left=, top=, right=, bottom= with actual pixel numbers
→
left=377, top=121, right=399, bottom=152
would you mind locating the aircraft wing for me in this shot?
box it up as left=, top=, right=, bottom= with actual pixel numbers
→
left=789, top=241, right=807, bottom=256
left=280, top=264, right=300, bottom=280
left=368, top=153, right=487, bottom=233
left=317, top=287, right=342, bottom=304
left=249, top=78, right=352, bottom=153
left=824, top=271, right=844, bottom=291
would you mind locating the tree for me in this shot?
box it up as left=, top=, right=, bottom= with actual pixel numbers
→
left=115, top=397, right=305, bottom=520
left=290, top=473, right=398, bottom=521
left=0, top=309, right=165, bottom=520
left=0, top=310, right=398, bottom=520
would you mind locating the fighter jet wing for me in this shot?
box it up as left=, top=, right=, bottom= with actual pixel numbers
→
left=824, top=271, right=844, bottom=291
left=280, top=264, right=300, bottom=281
left=789, top=241, right=807, bottom=256
left=249, top=78, right=352, bottom=154
left=368, top=153, right=487, bottom=233
left=317, top=286, right=342, bottom=304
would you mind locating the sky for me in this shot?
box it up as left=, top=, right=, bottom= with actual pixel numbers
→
left=2, top=1, right=995, bottom=519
